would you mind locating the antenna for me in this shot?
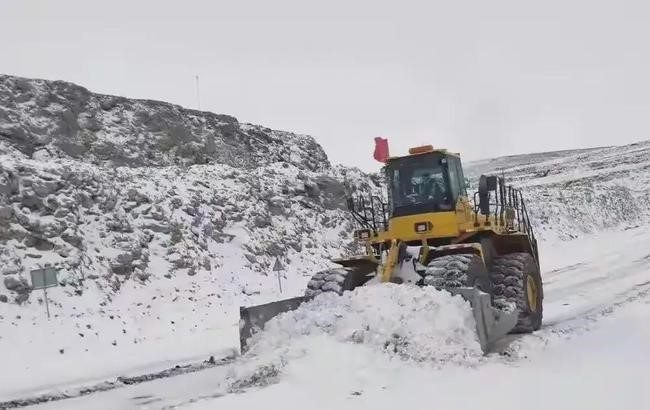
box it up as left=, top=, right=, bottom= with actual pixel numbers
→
left=195, top=75, right=201, bottom=110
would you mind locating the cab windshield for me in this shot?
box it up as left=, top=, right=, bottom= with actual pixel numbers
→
left=387, top=154, right=452, bottom=216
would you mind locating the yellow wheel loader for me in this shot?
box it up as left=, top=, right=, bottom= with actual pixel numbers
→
left=240, top=145, right=543, bottom=354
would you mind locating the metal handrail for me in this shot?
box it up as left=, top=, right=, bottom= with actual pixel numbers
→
left=472, top=178, right=537, bottom=260
left=347, top=193, right=390, bottom=233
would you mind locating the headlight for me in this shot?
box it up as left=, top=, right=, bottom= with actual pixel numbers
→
left=414, top=222, right=432, bottom=233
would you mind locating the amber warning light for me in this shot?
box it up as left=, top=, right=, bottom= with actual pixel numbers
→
left=409, top=145, right=434, bottom=155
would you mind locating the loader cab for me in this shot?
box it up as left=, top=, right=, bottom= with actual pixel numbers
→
left=386, top=147, right=467, bottom=218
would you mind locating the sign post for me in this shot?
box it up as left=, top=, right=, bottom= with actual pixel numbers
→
left=272, top=258, right=284, bottom=294
left=30, top=268, right=59, bottom=320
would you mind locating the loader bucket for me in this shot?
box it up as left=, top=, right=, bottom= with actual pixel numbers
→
left=238, top=287, right=518, bottom=355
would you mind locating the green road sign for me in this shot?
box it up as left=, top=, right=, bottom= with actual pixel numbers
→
left=30, top=268, right=59, bottom=289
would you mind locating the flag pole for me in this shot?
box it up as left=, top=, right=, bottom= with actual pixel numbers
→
left=195, top=75, right=201, bottom=110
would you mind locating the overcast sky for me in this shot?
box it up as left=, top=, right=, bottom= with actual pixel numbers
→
left=2, top=0, right=650, bottom=171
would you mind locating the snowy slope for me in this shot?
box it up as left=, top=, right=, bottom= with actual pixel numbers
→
left=0, top=75, right=380, bottom=398
left=0, top=149, right=357, bottom=397
left=466, top=141, right=650, bottom=240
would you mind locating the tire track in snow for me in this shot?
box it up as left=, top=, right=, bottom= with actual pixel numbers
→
left=0, top=355, right=236, bottom=409
left=501, top=279, right=650, bottom=358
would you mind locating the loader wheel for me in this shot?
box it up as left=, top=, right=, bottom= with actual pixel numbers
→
left=304, top=267, right=371, bottom=297
left=422, top=254, right=489, bottom=290
left=490, top=252, right=543, bottom=333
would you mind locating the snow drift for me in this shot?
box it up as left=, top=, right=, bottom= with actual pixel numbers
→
left=227, top=284, right=482, bottom=391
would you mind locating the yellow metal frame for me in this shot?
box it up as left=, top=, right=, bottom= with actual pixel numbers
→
left=526, top=276, right=539, bottom=312
left=370, top=197, right=511, bottom=247
left=380, top=240, right=399, bottom=283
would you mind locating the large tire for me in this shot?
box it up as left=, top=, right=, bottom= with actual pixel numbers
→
left=304, top=267, right=370, bottom=297
left=490, top=252, right=543, bottom=333
left=422, top=254, right=489, bottom=290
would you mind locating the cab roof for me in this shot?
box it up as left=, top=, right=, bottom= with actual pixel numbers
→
left=387, top=145, right=460, bottom=162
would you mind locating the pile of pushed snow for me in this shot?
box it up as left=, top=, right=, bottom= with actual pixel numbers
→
left=226, top=285, right=482, bottom=391
left=246, top=284, right=481, bottom=364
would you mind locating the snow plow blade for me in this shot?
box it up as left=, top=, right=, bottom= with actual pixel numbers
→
left=239, top=287, right=518, bottom=355
left=239, top=296, right=308, bottom=354
left=447, top=287, right=519, bottom=353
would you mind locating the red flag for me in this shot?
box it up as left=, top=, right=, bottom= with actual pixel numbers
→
left=373, top=137, right=389, bottom=163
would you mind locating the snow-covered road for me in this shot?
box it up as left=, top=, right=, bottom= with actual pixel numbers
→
left=12, top=226, right=650, bottom=410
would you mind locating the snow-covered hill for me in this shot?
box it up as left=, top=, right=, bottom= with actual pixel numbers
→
left=466, top=141, right=650, bottom=240
left=0, top=75, right=382, bottom=396
left=0, top=74, right=329, bottom=170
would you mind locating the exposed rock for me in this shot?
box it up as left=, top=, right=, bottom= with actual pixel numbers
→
left=134, top=268, right=150, bottom=282
left=24, top=234, right=55, bottom=251
left=304, top=180, right=321, bottom=198
left=315, top=175, right=347, bottom=210
left=32, top=180, right=59, bottom=197
left=61, top=230, right=83, bottom=248
left=141, top=222, right=170, bottom=233
left=183, top=206, right=197, bottom=216
left=267, top=197, right=289, bottom=216
left=111, top=252, right=134, bottom=275
left=0, top=205, right=12, bottom=219
left=252, top=215, right=271, bottom=228
left=212, top=232, right=235, bottom=243
left=1, top=266, right=20, bottom=276
left=4, top=275, right=30, bottom=294
left=170, top=197, right=183, bottom=209
left=0, top=170, right=19, bottom=195
left=265, top=242, right=285, bottom=257
left=21, top=188, right=43, bottom=209
left=15, top=293, right=30, bottom=304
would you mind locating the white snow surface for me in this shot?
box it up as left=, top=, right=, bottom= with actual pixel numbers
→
left=18, top=226, right=650, bottom=410
left=243, top=285, right=482, bottom=368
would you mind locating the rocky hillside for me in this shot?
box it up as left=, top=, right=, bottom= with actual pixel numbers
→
left=0, top=74, right=328, bottom=170
left=0, top=74, right=380, bottom=308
